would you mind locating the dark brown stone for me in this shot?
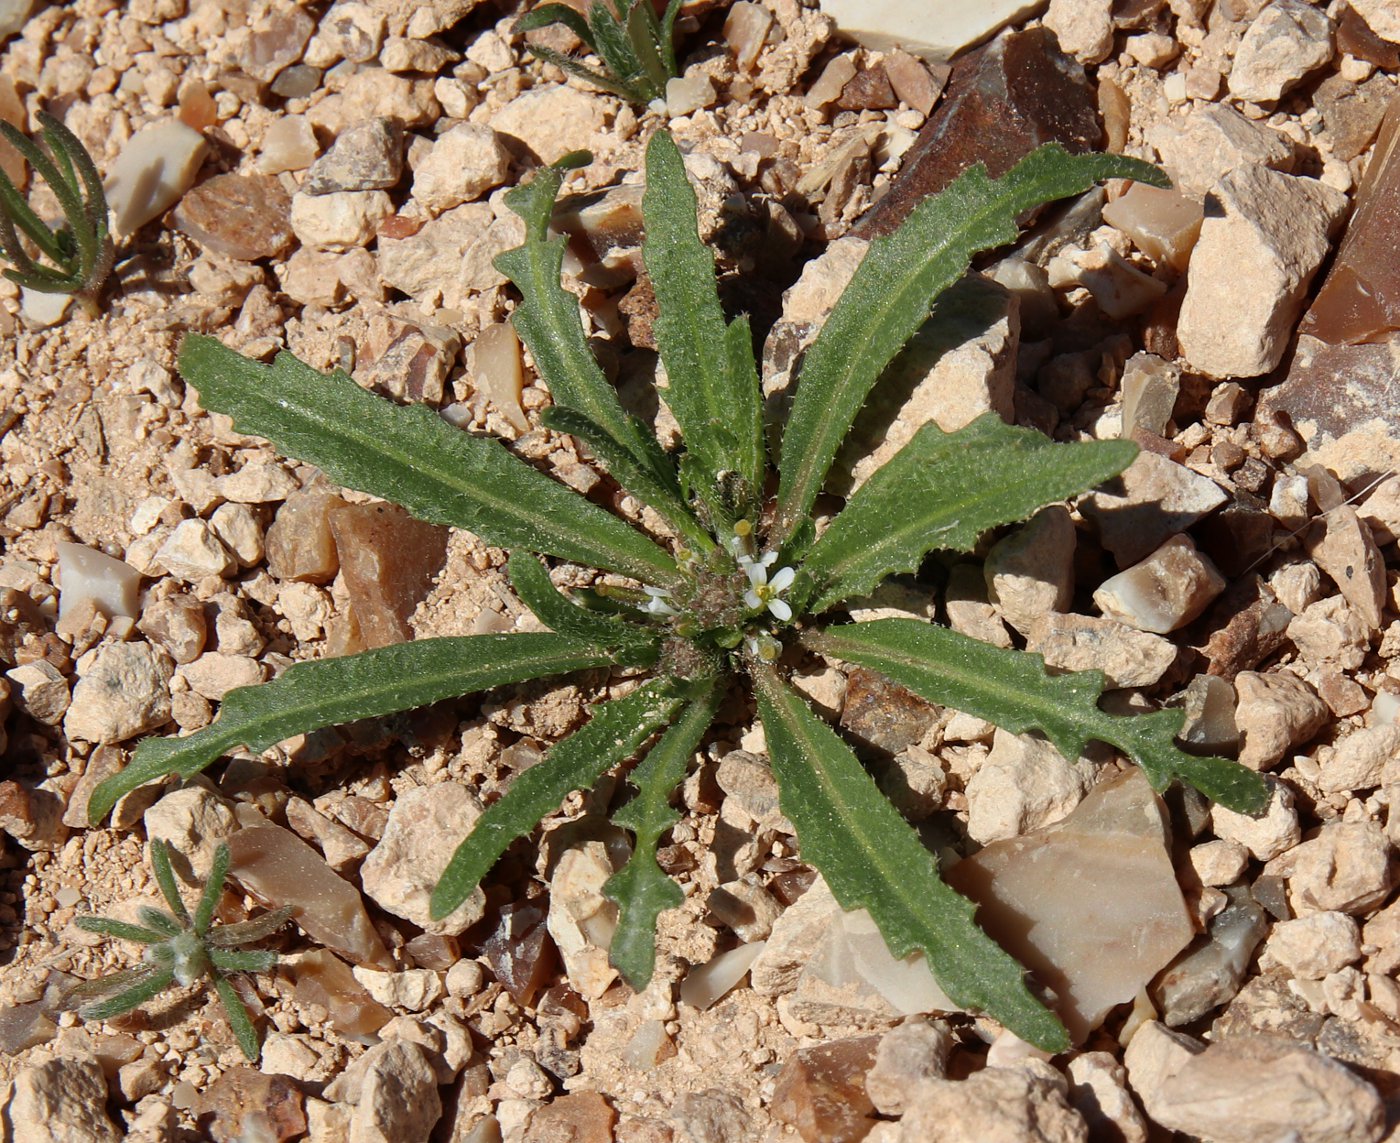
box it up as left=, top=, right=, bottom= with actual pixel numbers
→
left=1198, top=577, right=1292, bottom=680
left=770, top=1036, right=881, bottom=1143
left=523, top=1092, right=617, bottom=1143
left=172, top=173, right=295, bottom=262
left=1337, top=3, right=1400, bottom=69
left=837, top=65, right=898, bottom=112
left=851, top=27, right=1101, bottom=239
left=1301, top=93, right=1400, bottom=345
left=1314, top=73, right=1393, bottom=162
left=328, top=501, right=449, bottom=649
left=484, top=901, right=557, bottom=1007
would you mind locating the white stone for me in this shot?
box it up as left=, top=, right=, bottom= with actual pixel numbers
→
left=865, top=1020, right=953, bottom=1115
left=1177, top=165, right=1348, bottom=379
left=376, top=202, right=492, bottom=310
left=1315, top=723, right=1400, bottom=795
left=547, top=838, right=619, bottom=1000
left=487, top=85, right=607, bottom=165
left=1350, top=0, right=1400, bottom=43
left=411, top=123, right=510, bottom=214
left=966, top=729, right=1097, bottom=843
left=1263, top=912, right=1362, bottom=979
left=323, top=1040, right=443, bottom=1143
left=6, top=660, right=70, bottom=724
left=1146, top=105, right=1293, bottom=198
left=985, top=506, right=1075, bottom=634
left=65, top=642, right=173, bottom=744
left=105, top=119, right=208, bottom=238
left=208, top=503, right=264, bottom=568
left=897, top=1059, right=1088, bottom=1143
left=1079, top=451, right=1227, bottom=566
left=1210, top=775, right=1299, bottom=861
left=1044, top=0, right=1113, bottom=63
left=360, top=783, right=486, bottom=936
left=1264, top=821, right=1395, bottom=916
left=1233, top=670, right=1329, bottom=770
left=143, top=786, right=238, bottom=874
left=1093, top=535, right=1226, bottom=634
left=155, top=519, right=236, bottom=582
left=214, top=461, right=300, bottom=503
left=1067, top=1051, right=1149, bottom=1143
left=352, top=966, right=446, bottom=1013
left=817, top=0, right=1046, bottom=60
left=290, top=189, right=393, bottom=250
left=1127, top=1023, right=1384, bottom=1143
left=56, top=542, right=141, bottom=625
left=1188, top=839, right=1249, bottom=887
left=1229, top=0, right=1333, bottom=103
left=7, top=1054, right=120, bottom=1143
left=178, top=652, right=263, bottom=701
left=1025, top=612, right=1178, bottom=689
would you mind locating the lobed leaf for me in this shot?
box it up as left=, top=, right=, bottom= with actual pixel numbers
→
left=773, top=144, right=1168, bottom=544
left=605, top=680, right=722, bottom=988
left=751, top=661, right=1069, bottom=1050
left=179, top=336, right=679, bottom=590
left=800, top=414, right=1137, bottom=613
left=496, top=157, right=681, bottom=499
left=643, top=131, right=765, bottom=510
left=805, top=619, right=1268, bottom=813
left=431, top=677, right=692, bottom=919
left=88, top=633, right=621, bottom=825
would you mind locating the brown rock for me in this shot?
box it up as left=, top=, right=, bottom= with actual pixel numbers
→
left=193, top=1067, right=306, bottom=1143
left=1303, top=93, right=1400, bottom=343
left=173, top=174, right=295, bottom=262
left=1304, top=505, right=1387, bottom=631
left=1200, top=576, right=1293, bottom=679
left=266, top=488, right=345, bottom=583
left=840, top=666, right=940, bottom=754
left=853, top=27, right=1101, bottom=238
left=1338, top=3, right=1400, bottom=69
left=288, top=949, right=392, bottom=1038
left=328, top=501, right=449, bottom=648
left=836, top=65, right=897, bottom=111
left=484, top=901, right=557, bottom=1008
left=770, top=1036, right=881, bottom=1143
left=525, top=1093, right=617, bottom=1143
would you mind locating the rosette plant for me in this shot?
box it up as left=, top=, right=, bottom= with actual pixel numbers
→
left=89, top=132, right=1266, bottom=1049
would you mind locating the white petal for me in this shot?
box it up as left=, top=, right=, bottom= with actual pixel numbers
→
left=744, top=588, right=763, bottom=610
left=767, top=598, right=792, bottom=621
left=769, top=566, right=796, bottom=593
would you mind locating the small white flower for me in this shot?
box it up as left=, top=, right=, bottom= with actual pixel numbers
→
left=741, top=552, right=795, bottom=622
left=643, top=586, right=678, bottom=616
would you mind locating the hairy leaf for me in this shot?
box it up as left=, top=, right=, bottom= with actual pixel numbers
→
left=605, top=680, right=722, bottom=988
left=179, top=336, right=679, bottom=588
left=540, top=406, right=714, bottom=552
left=88, top=634, right=619, bottom=824
left=514, top=2, right=593, bottom=43
left=508, top=551, right=660, bottom=656
left=752, top=662, right=1068, bottom=1050
left=150, top=837, right=192, bottom=925
left=74, top=916, right=169, bottom=945
left=806, top=619, right=1268, bottom=813
left=496, top=159, right=680, bottom=496
left=643, top=131, right=764, bottom=502
left=79, top=967, right=177, bottom=1022
left=773, top=144, right=1168, bottom=543
left=801, top=414, right=1137, bottom=613
left=431, top=678, right=691, bottom=919
left=211, top=973, right=263, bottom=1061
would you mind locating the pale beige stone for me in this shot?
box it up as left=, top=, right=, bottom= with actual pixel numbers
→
left=1233, top=670, right=1329, bottom=769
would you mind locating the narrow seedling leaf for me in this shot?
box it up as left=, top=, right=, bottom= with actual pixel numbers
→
left=774, top=144, right=1168, bottom=543
left=605, top=680, right=722, bottom=988
left=805, top=619, right=1268, bottom=814
left=88, top=634, right=620, bottom=824
left=643, top=131, right=765, bottom=506
left=211, top=974, right=263, bottom=1062
left=752, top=661, right=1069, bottom=1050
left=180, top=336, right=680, bottom=589
left=149, top=837, right=192, bottom=925
left=79, top=968, right=177, bottom=1022
left=74, top=916, right=170, bottom=944
left=801, top=414, right=1138, bottom=613
left=431, top=677, right=691, bottom=919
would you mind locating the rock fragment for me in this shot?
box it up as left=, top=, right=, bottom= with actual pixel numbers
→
left=1145, top=105, right=1293, bottom=198
left=105, top=119, right=208, bottom=238
left=323, top=1040, right=443, bottom=1143
left=155, top=519, right=236, bottom=581
left=304, top=119, right=405, bottom=194
left=360, top=784, right=486, bottom=936
left=964, top=729, right=1097, bottom=843
left=1126, top=1023, right=1384, bottom=1143
left=1263, top=912, right=1362, bottom=979
left=1229, top=0, right=1333, bottom=103
left=1263, top=821, right=1394, bottom=916
left=864, top=1020, right=952, bottom=1115
left=1093, top=535, right=1226, bottom=634
left=329, top=501, right=449, bottom=649
left=6, top=659, right=70, bottom=724
left=6, top=1054, right=121, bottom=1143
left=1305, top=505, right=1386, bottom=631
left=947, top=770, right=1192, bottom=1043
left=1177, top=166, right=1347, bottom=379
left=1232, top=670, right=1329, bottom=769
left=488, top=85, right=606, bottom=165
left=192, top=1067, right=306, bottom=1143
left=1079, top=450, right=1226, bottom=566
left=1210, top=775, right=1301, bottom=861
left=1025, top=612, right=1178, bottom=689
left=984, top=505, right=1075, bottom=634
left=770, top=1036, right=881, bottom=1142
left=896, top=1060, right=1089, bottom=1143
left=290, top=189, right=393, bottom=250
left=411, top=122, right=510, bottom=213
left=65, top=641, right=173, bottom=744
left=172, top=173, right=295, bottom=261
left=1067, top=1052, right=1148, bottom=1143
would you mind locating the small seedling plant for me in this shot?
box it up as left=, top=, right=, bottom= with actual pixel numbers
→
left=516, top=0, right=684, bottom=104
left=0, top=111, right=113, bottom=308
left=89, top=132, right=1267, bottom=1049
left=71, top=839, right=293, bottom=1061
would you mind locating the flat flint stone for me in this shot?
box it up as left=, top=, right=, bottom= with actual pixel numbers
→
left=852, top=27, right=1101, bottom=238
left=172, top=173, right=295, bottom=261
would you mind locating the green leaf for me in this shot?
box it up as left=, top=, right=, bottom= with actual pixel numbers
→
left=507, top=551, right=661, bottom=657
left=643, top=131, right=765, bottom=508
left=74, top=916, right=170, bottom=945
left=208, top=906, right=296, bottom=949
left=515, top=3, right=595, bottom=45
left=194, top=843, right=231, bottom=936
left=540, top=406, right=714, bottom=553
left=149, top=837, right=192, bottom=925
left=88, top=633, right=620, bottom=825
left=773, top=144, right=1168, bottom=544
left=431, top=677, right=690, bottom=919
left=78, top=967, right=176, bottom=1022
left=211, top=973, right=263, bottom=1061
left=496, top=157, right=679, bottom=498
left=178, top=335, right=680, bottom=589
left=805, top=619, right=1268, bottom=814
left=751, top=662, right=1069, bottom=1050
left=605, top=680, right=722, bottom=988
left=517, top=43, right=641, bottom=100
left=209, top=948, right=280, bottom=974
left=801, top=414, right=1137, bottom=613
